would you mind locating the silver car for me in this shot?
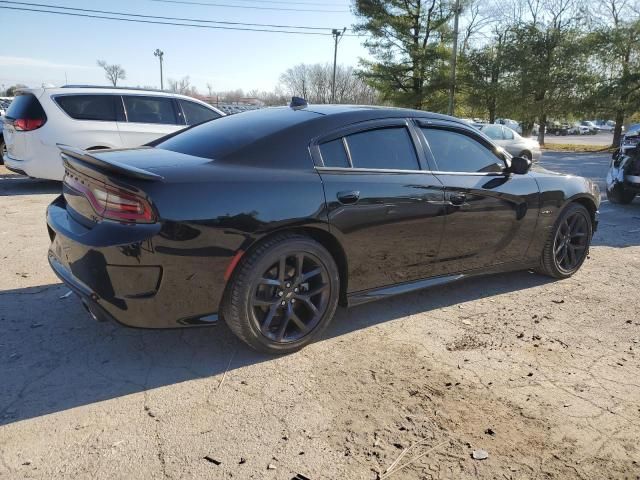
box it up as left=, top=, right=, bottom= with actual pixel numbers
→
left=480, top=124, right=542, bottom=162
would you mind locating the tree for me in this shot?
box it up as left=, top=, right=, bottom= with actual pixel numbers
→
left=353, top=0, right=454, bottom=110
left=96, top=59, right=126, bottom=87
left=5, top=84, right=28, bottom=96
left=589, top=1, right=640, bottom=145
left=279, top=63, right=378, bottom=104
left=167, top=76, right=198, bottom=96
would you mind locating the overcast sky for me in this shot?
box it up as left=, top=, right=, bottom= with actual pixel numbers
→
left=0, top=0, right=368, bottom=93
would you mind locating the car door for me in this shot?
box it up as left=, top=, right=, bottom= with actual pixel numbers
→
left=117, top=95, right=184, bottom=147
left=417, top=120, right=540, bottom=274
left=313, top=119, right=446, bottom=293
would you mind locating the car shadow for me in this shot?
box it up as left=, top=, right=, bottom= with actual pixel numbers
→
left=0, top=172, right=61, bottom=196
left=0, top=270, right=553, bottom=426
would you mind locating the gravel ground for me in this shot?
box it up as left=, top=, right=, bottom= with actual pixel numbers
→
left=0, top=154, right=639, bottom=480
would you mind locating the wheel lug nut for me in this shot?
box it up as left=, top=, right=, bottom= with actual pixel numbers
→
left=281, top=301, right=286, bottom=306
left=286, top=283, right=291, bottom=288
left=291, top=299, right=296, bottom=304
left=278, top=291, right=283, bottom=297
left=294, top=288, right=299, bottom=293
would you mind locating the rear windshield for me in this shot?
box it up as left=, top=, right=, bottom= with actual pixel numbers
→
left=6, top=93, right=46, bottom=120
left=155, top=107, right=319, bottom=160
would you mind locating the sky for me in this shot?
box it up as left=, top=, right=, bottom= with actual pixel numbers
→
left=0, top=0, right=369, bottom=93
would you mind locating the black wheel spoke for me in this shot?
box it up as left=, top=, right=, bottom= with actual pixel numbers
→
left=275, top=303, right=293, bottom=341
left=554, top=242, right=564, bottom=256
left=288, top=310, right=307, bottom=332
left=261, top=303, right=280, bottom=333
left=302, top=283, right=329, bottom=297
left=301, top=267, right=322, bottom=282
left=259, top=277, right=281, bottom=287
left=278, top=256, right=287, bottom=283
left=254, top=297, right=277, bottom=307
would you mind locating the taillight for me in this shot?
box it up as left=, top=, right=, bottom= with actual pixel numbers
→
left=13, top=118, right=46, bottom=131
left=65, top=173, right=155, bottom=223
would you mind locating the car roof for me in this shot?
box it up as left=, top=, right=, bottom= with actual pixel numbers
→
left=17, top=86, right=200, bottom=100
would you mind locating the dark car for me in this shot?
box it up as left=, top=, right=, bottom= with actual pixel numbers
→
left=47, top=102, right=600, bottom=353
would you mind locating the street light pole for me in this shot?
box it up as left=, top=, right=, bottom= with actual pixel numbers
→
left=154, top=49, right=164, bottom=90
left=331, top=28, right=346, bottom=104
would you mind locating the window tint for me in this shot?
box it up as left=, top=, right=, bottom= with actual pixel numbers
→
left=480, top=125, right=503, bottom=140
left=422, top=128, right=504, bottom=173
left=180, top=100, right=220, bottom=126
left=503, top=127, right=514, bottom=140
left=319, top=139, right=350, bottom=167
left=345, top=127, right=419, bottom=170
left=6, top=93, right=46, bottom=120
left=123, top=96, right=178, bottom=125
left=55, top=95, right=118, bottom=121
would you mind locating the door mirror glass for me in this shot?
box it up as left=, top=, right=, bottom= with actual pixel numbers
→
left=509, top=156, right=532, bottom=175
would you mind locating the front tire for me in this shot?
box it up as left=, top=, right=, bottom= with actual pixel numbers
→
left=606, top=184, right=636, bottom=204
left=222, top=234, right=340, bottom=354
left=538, top=203, right=592, bottom=279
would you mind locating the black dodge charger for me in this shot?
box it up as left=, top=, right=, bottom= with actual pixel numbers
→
left=47, top=102, right=600, bottom=353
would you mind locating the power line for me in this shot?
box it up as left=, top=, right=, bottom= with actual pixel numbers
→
left=0, top=5, right=344, bottom=35
left=179, top=0, right=349, bottom=6
left=148, top=0, right=348, bottom=13
left=1, top=1, right=338, bottom=30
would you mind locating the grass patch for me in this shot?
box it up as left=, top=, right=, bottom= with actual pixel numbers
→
left=542, top=143, right=615, bottom=153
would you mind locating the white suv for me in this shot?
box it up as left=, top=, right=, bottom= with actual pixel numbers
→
left=2, top=86, right=224, bottom=180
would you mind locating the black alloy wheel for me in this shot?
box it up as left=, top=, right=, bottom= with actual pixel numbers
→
left=538, top=203, right=592, bottom=279
left=222, top=234, right=339, bottom=354
left=250, top=252, right=330, bottom=343
left=552, top=210, right=589, bottom=274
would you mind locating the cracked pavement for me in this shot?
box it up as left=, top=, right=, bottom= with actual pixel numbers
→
left=0, top=153, right=639, bottom=479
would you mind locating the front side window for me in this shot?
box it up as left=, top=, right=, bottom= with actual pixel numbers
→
left=480, top=125, right=504, bottom=140
left=344, top=127, right=419, bottom=170
left=422, top=128, right=504, bottom=173
left=503, top=127, right=514, bottom=140
left=180, top=100, right=220, bottom=126
left=123, top=96, right=178, bottom=125
left=55, top=95, right=118, bottom=121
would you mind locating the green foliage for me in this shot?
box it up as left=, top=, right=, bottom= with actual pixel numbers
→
left=353, top=0, right=454, bottom=110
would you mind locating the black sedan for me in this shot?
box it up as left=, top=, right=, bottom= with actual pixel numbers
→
left=47, top=101, right=600, bottom=353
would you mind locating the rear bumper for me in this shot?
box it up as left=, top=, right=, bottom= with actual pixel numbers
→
left=4, top=150, right=65, bottom=180
left=46, top=195, right=221, bottom=328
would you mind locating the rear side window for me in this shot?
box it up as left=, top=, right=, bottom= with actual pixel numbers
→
left=345, top=127, right=419, bottom=170
left=422, top=128, right=504, bottom=173
left=123, top=96, right=178, bottom=125
left=319, top=139, right=350, bottom=167
left=6, top=93, right=46, bottom=120
left=180, top=100, right=220, bottom=125
left=55, top=95, right=119, bottom=121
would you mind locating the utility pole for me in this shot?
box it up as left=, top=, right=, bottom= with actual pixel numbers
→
left=331, top=28, right=346, bottom=104
left=447, top=0, right=460, bottom=116
left=154, top=49, right=164, bottom=90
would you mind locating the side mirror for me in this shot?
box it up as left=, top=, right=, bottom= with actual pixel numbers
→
left=509, top=156, right=532, bottom=175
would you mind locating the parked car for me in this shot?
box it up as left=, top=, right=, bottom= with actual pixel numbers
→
left=3, top=86, right=225, bottom=180
left=546, top=122, right=569, bottom=136
left=479, top=124, right=542, bottom=162
left=46, top=101, right=600, bottom=353
left=495, top=118, right=522, bottom=134
left=606, top=129, right=640, bottom=204
left=568, top=123, right=590, bottom=135
left=580, top=121, right=598, bottom=135
left=593, top=120, right=614, bottom=132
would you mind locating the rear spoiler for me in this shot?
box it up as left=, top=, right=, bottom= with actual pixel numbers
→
left=57, top=144, right=164, bottom=181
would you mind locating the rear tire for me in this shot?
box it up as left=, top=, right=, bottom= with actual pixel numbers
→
left=606, top=184, right=636, bottom=204
left=222, top=233, right=340, bottom=354
left=0, top=137, right=5, bottom=165
left=537, top=203, right=592, bottom=279
left=520, top=151, right=532, bottom=161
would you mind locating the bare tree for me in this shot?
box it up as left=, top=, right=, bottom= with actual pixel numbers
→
left=167, top=76, right=198, bottom=96
left=96, top=59, right=126, bottom=86
left=280, top=63, right=378, bottom=104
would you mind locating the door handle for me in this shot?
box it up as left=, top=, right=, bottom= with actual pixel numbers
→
left=449, top=193, right=466, bottom=206
left=337, top=190, right=360, bottom=205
